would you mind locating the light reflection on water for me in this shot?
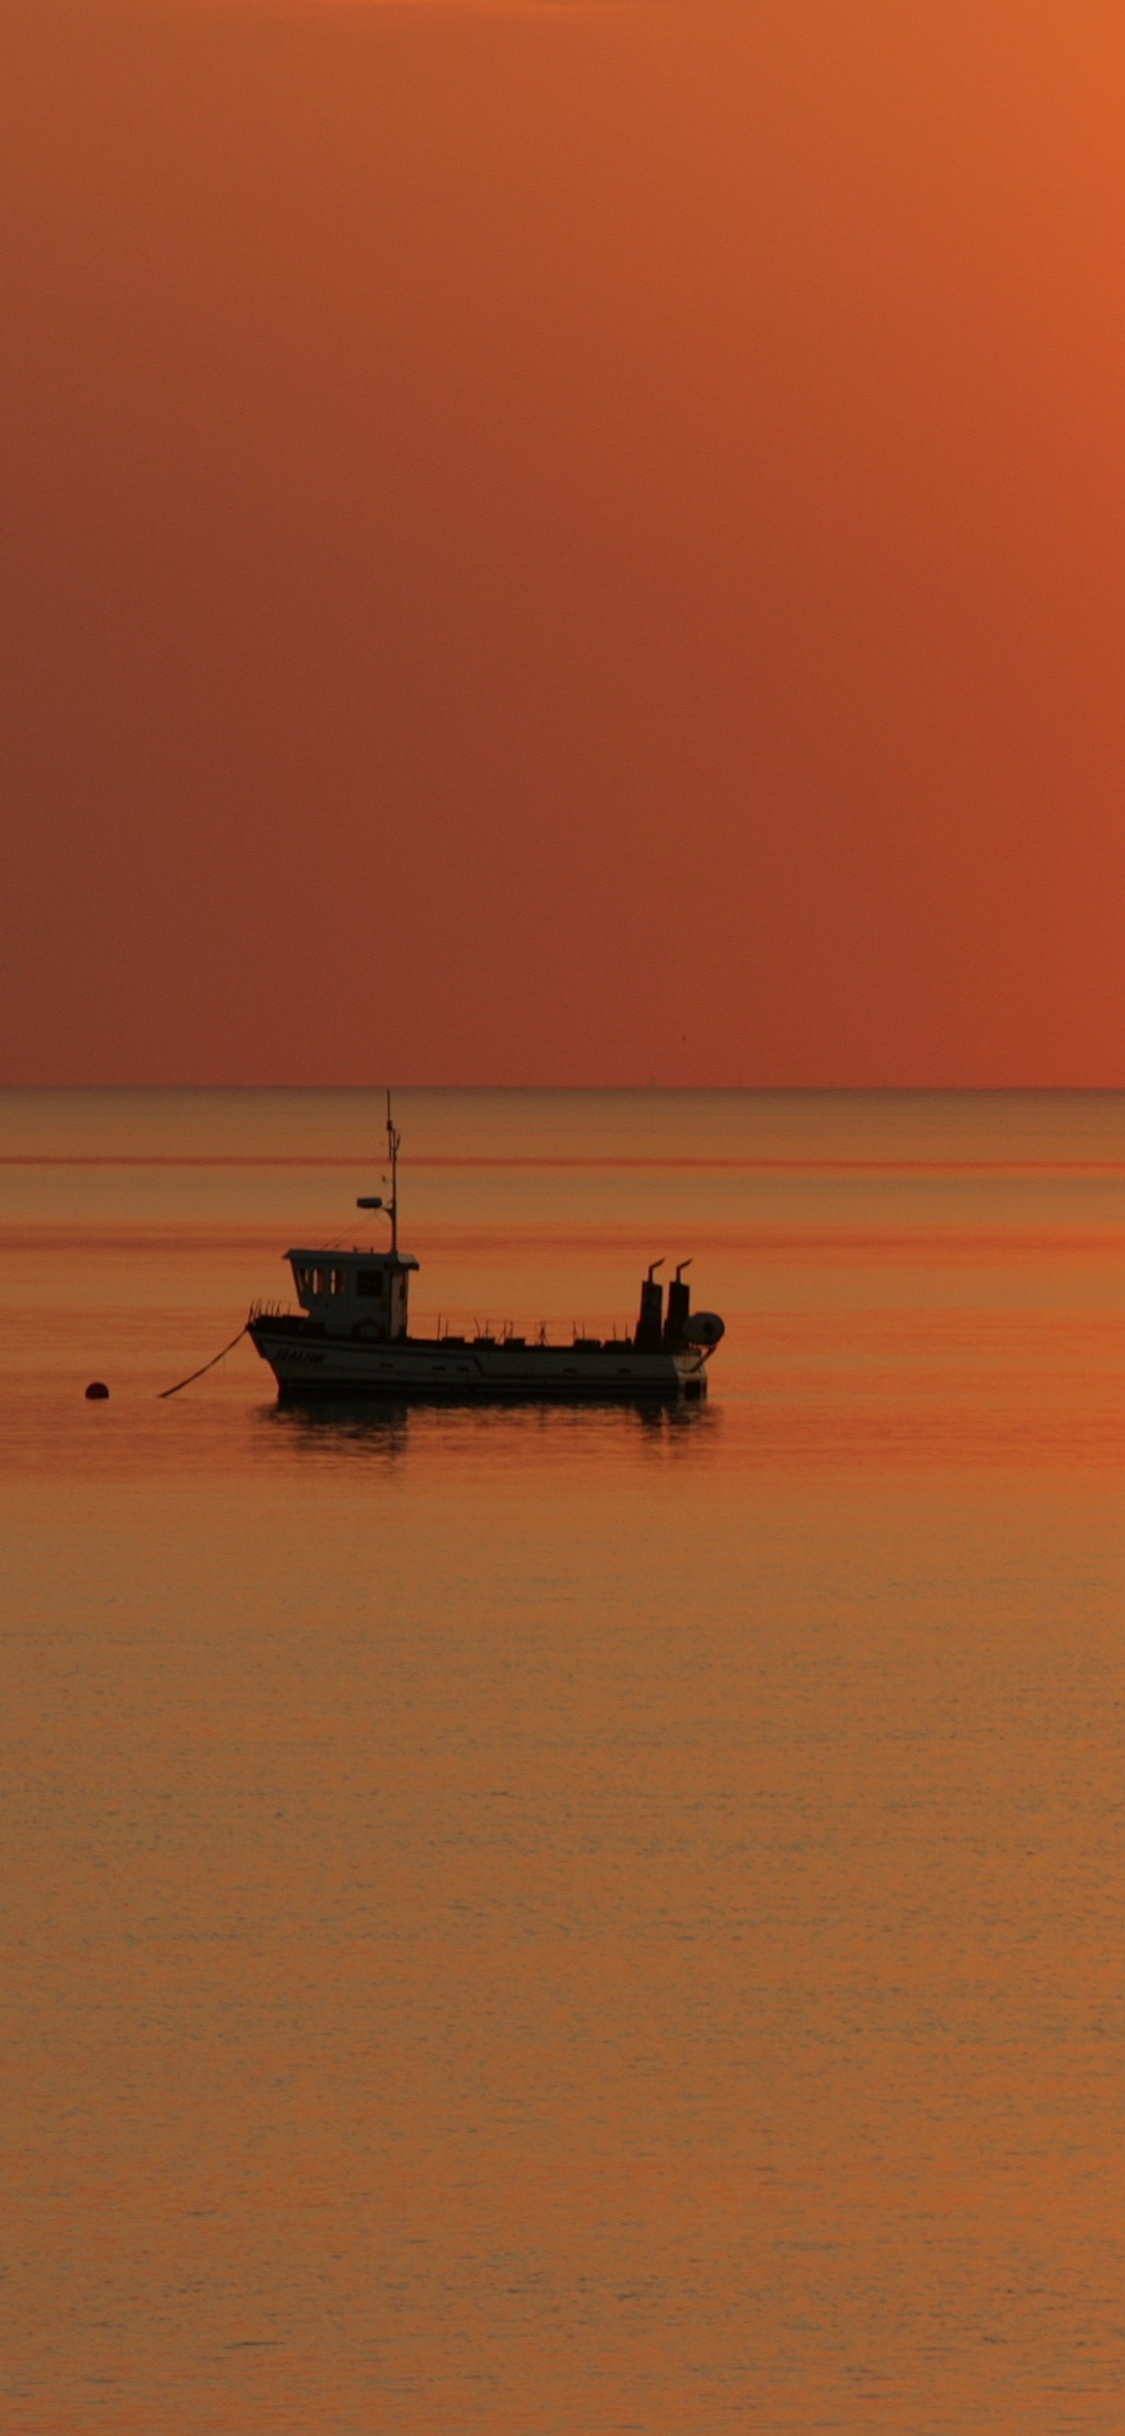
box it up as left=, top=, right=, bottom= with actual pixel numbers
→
left=1, top=1091, right=1124, bottom=2432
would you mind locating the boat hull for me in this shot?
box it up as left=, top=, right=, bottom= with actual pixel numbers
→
left=248, top=1317, right=709, bottom=1402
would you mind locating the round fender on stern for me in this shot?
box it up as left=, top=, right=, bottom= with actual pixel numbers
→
left=684, top=1312, right=724, bottom=1349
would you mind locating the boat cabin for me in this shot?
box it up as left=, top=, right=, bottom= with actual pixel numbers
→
left=286, top=1247, right=419, bottom=1341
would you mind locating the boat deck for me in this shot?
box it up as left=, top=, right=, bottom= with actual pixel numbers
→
left=248, top=1313, right=708, bottom=1401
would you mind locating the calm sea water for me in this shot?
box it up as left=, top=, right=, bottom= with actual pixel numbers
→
left=2, top=1088, right=1124, bottom=2434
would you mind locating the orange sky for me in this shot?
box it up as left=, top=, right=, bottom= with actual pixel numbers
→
left=4, top=0, right=1125, bottom=1085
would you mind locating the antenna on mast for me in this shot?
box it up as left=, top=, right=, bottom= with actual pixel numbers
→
left=386, top=1088, right=400, bottom=1255
left=356, top=1088, right=401, bottom=1250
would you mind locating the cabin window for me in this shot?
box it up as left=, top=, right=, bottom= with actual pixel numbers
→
left=313, top=1268, right=326, bottom=1297
left=330, top=1268, right=349, bottom=1295
left=294, top=1266, right=312, bottom=1295
left=356, top=1270, right=383, bottom=1297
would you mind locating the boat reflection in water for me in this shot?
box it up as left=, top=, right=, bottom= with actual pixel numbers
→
left=249, top=1098, right=725, bottom=1406
left=261, top=1394, right=719, bottom=1464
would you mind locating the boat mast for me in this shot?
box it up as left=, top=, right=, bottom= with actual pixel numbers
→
left=386, top=1089, right=400, bottom=1255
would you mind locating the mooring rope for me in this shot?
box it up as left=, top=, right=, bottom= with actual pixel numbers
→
left=158, top=1323, right=249, bottom=1400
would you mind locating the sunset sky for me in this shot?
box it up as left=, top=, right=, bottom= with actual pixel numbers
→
left=5, top=0, right=1125, bottom=1086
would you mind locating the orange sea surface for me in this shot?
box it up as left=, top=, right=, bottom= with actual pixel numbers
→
left=2, top=1090, right=1124, bottom=2431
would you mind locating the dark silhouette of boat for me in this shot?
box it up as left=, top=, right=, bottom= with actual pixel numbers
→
left=248, top=1100, right=724, bottom=1404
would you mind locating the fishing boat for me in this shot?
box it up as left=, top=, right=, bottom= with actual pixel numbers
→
left=247, top=1101, right=724, bottom=1403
